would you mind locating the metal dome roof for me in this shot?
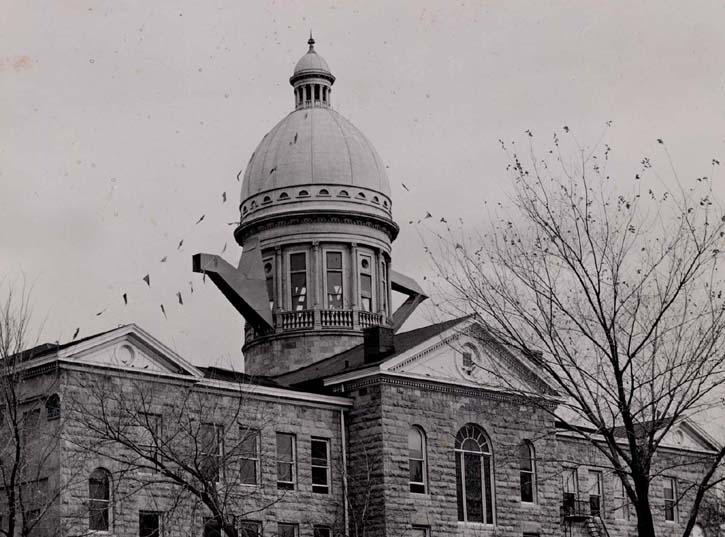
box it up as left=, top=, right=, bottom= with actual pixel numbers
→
left=240, top=107, right=391, bottom=202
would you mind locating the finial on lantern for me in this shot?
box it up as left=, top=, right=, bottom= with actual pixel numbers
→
left=308, top=32, right=315, bottom=51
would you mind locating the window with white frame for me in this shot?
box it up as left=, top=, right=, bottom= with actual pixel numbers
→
left=455, top=423, right=495, bottom=524
left=276, top=432, right=296, bottom=490
left=139, top=413, right=162, bottom=471
left=239, top=520, right=261, bottom=537
left=239, top=427, right=259, bottom=485
left=313, top=526, right=331, bottom=537
left=139, top=511, right=161, bottom=537
left=359, top=253, right=374, bottom=312
left=562, top=467, right=578, bottom=516
left=411, top=526, right=429, bottom=537
left=519, top=441, right=536, bottom=503
left=311, top=437, right=330, bottom=493
left=277, top=523, right=298, bottom=537
left=612, top=476, right=629, bottom=520
left=263, top=258, right=275, bottom=311
left=289, top=252, right=307, bottom=310
left=88, top=467, right=112, bottom=531
left=200, top=423, right=224, bottom=482
left=409, top=426, right=427, bottom=493
left=325, top=251, right=343, bottom=309
left=587, top=470, right=602, bottom=517
left=664, top=477, right=678, bottom=522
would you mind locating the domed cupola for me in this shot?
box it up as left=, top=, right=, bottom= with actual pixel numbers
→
left=194, top=37, right=426, bottom=377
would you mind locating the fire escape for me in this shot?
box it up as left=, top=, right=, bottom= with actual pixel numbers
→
left=562, top=494, right=612, bottom=537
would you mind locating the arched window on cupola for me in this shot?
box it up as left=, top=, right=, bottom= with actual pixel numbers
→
left=455, top=424, right=495, bottom=524
left=45, top=394, right=61, bottom=420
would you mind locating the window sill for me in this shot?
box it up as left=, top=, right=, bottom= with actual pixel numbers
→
left=520, top=501, right=539, bottom=508
left=457, top=522, right=495, bottom=528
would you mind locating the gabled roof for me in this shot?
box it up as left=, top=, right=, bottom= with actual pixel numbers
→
left=275, top=317, right=469, bottom=389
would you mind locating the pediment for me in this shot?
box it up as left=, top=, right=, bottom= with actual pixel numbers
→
left=661, top=420, right=719, bottom=452
left=57, top=324, right=201, bottom=378
left=383, top=321, right=557, bottom=396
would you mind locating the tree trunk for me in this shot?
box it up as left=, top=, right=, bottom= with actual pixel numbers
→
left=634, top=480, right=657, bottom=537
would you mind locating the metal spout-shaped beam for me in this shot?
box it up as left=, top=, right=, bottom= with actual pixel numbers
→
left=192, top=238, right=273, bottom=331
left=390, top=270, right=428, bottom=333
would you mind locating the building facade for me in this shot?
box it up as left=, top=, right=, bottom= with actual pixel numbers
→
left=1, top=38, right=721, bottom=537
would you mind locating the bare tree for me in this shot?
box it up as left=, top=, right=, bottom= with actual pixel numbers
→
left=0, top=282, right=72, bottom=537
left=64, top=368, right=288, bottom=537
left=427, top=131, right=725, bottom=537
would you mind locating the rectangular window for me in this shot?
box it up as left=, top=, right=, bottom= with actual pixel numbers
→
left=289, top=253, right=307, bottom=310
left=277, top=523, right=298, bottom=537
left=325, top=252, right=343, bottom=309
left=200, top=424, right=224, bottom=482
left=139, top=413, right=162, bottom=471
left=411, top=526, right=429, bottom=537
left=313, top=527, right=331, bottom=537
left=311, top=437, right=330, bottom=494
left=22, top=408, right=40, bottom=441
left=588, top=470, right=602, bottom=517
left=359, top=253, right=373, bottom=312
left=264, top=258, right=275, bottom=311
left=240, top=521, right=261, bottom=537
left=381, top=259, right=388, bottom=315
left=239, top=427, right=259, bottom=485
left=139, top=511, right=161, bottom=537
left=562, top=467, right=578, bottom=516
left=276, top=433, right=296, bottom=490
left=613, top=477, right=629, bottom=520
left=664, top=477, right=678, bottom=522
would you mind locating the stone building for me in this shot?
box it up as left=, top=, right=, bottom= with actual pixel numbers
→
left=1, top=37, right=721, bottom=537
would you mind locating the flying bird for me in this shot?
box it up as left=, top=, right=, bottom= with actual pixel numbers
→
left=189, top=281, right=194, bottom=294
left=160, top=304, right=167, bottom=319
left=424, top=212, right=432, bottom=219
left=195, top=215, right=205, bottom=225
left=236, top=169, right=242, bottom=182
left=714, top=159, right=720, bottom=166
left=563, top=126, right=569, bottom=133
left=440, top=217, right=447, bottom=223
left=177, top=239, right=184, bottom=250
left=122, top=293, right=128, bottom=305
left=143, top=274, right=151, bottom=286
left=221, top=242, right=227, bottom=253
left=160, top=256, right=167, bottom=263
left=401, top=182, right=410, bottom=191
left=657, top=138, right=664, bottom=145
left=525, top=129, right=533, bottom=137
left=177, top=292, right=183, bottom=305
left=95, top=309, right=106, bottom=317
left=72, top=327, right=80, bottom=340
left=222, top=192, right=227, bottom=203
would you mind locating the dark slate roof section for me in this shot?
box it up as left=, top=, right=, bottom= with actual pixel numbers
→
left=200, top=366, right=285, bottom=389
left=8, top=326, right=122, bottom=364
left=275, top=316, right=470, bottom=389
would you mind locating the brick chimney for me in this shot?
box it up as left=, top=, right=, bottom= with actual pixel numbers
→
left=363, top=326, right=395, bottom=363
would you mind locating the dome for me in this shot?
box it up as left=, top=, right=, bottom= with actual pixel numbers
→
left=293, top=50, right=331, bottom=78
left=240, top=106, right=392, bottom=202
left=290, top=35, right=335, bottom=83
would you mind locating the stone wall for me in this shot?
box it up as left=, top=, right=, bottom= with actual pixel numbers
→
left=342, top=375, right=562, bottom=537
left=58, top=368, right=347, bottom=537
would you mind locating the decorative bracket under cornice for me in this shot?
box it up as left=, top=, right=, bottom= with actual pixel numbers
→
left=192, top=238, right=273, bottom=332
left=390, top=270, right=428, bottom=333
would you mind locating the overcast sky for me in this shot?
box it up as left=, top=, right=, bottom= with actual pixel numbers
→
left=2, top=1, right=725, bottom=380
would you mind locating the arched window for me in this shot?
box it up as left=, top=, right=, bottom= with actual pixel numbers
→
left=89, top=468, right=111, bottom=531
left=455, top=424, right=494, bottom=524
left=519, top=441, right=536, bottom=503
left=408, top=426, right=427, bottom=493
left=45, top=394, right=61, bottom=420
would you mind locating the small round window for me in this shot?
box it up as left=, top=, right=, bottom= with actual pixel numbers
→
left=361, top=258, right=370, bottom=270
left=264, top=262, right=273, bottom=275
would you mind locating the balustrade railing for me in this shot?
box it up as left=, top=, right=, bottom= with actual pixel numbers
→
left=321, top=309, right=354, bottom=328
left=358, top=311, right=382, bottom=328
left=278, top=310, right=314, bottom=330
left=245, top=308, right=385, bottom=342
